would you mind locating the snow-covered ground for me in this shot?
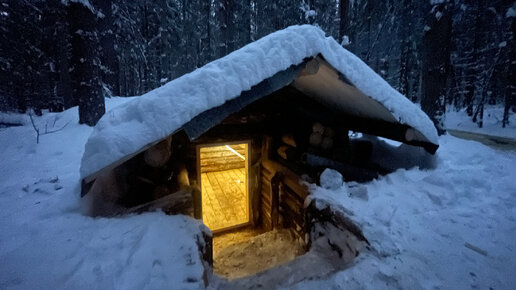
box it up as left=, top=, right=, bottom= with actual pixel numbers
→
left=293, top=135, right=516, bottom=289
left=444, top=105, right=516, bottom=139
left=1, top=99, right=515, bottom=289
left=0, top=98, right=208, bottom=289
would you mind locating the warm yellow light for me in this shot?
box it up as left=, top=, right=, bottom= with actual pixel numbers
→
left=225, top=145, right=246, bottom=160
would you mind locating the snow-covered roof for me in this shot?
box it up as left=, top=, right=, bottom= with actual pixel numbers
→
left=80, top=25, right=438, bottom=180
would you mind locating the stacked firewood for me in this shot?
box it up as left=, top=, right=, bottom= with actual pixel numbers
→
left=276, top=122, right=340, bottom=163
left=274, top=122, right=380, bottom=183
left=309, top=122, right=335, bottom=151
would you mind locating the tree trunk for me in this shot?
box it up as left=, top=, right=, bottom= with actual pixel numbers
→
left=68, top=1, right=105, bottom=126
left=339, top=0, right=349, bottom=43
left=503, top=18, right=515, bottom=128
left=98, top=0, right=119, bottom=96
left=421, top=3, right=452, bottom=135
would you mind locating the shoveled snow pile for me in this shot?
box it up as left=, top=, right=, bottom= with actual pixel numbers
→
left=0, top=98, right=208, bottom=289
left=291, top=135, right=516, bottom=290
left=80, top=24, right=438, bottom=179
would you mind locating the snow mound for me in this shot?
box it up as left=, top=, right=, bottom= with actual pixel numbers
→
left=319, top=168, right=344, bottom=190
left=301, top=135, right=516, bottom=289
left=80, top=25, right=438, bottom=179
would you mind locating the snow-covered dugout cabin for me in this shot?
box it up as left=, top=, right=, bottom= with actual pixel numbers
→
left=80, top=25, right=438, bottom=278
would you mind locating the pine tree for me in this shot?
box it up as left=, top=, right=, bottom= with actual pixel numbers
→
left=98, top=0, right=119, bottom=96
left=68, top=0, right=105, bottom=126
left=421, top=1, right=453, bottom=135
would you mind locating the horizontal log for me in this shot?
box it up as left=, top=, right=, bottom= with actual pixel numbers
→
left=312, top=122, right=324, bottom=134
left=299, top=58, right=320, bottom=77
left=200, top=164, right=244, bottom=173
left=280, top=207, right=305, bottom=234
left=281, top=184, right=305, bottom=204
left=323, top=127, right=335, bottom=138
left=309, top=132, right=322, bottom=147
left=124, top=188, right=192, bottom=215
left=280, top=204, right=304, bottom=224
left=200, top=156, right=245, bottom=166
left=201, top=144, right=245, bottom=152
left=306, top=200, right=369, bottom=246
left=280, top=190, right=304, bottom=214
left=283, top=176, right=309, bottom=201
left=321, top=136, right=334, bottom=150
left=262, top=160, right=309, bottom=200
left=144, top=137, right=172, bottom=168
left=200, top=150, right=246, bottom=159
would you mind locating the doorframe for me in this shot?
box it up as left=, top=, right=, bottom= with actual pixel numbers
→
left=196, top=140, right=251, bottom=234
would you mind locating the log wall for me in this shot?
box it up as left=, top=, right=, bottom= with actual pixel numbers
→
left=259, top=163, right=277, bottom=230
left=279, top=182, right=306, bottom=241
left=199, top=144, right=246, bottom=173
left=260, top=159, right=310, bottom=242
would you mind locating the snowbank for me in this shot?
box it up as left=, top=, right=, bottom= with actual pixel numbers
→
left=444, top=105, right=516, bottom=139
left=0, top=99, right=208, bottom=289
left=293, top=135, right=516, bottom=289
left=80, top=25, right=438, bottom=179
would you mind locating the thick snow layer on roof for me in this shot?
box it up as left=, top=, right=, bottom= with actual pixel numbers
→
left=80, top=25, right=438, bottom=179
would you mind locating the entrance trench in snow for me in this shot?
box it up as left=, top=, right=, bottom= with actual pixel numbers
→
left=212, top=227, right=306, bottom=280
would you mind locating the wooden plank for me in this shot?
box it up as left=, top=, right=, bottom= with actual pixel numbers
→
left=202, top=168, right=249, bottom=231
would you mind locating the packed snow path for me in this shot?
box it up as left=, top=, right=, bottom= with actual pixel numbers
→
left=0, top=100, right=515, bottom=289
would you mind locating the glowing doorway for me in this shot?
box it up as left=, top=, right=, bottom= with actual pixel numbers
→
left=199, top=143, right=249, bottom=232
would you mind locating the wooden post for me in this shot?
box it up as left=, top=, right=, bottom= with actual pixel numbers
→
left=270, top=173, right=281, bottom=229
left=192, top=183, right=202, bottom=219
left=261, top=135, right=273, bottom=160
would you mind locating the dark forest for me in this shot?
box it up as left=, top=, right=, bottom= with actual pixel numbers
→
left=0, top=0, right=514, bottom=130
